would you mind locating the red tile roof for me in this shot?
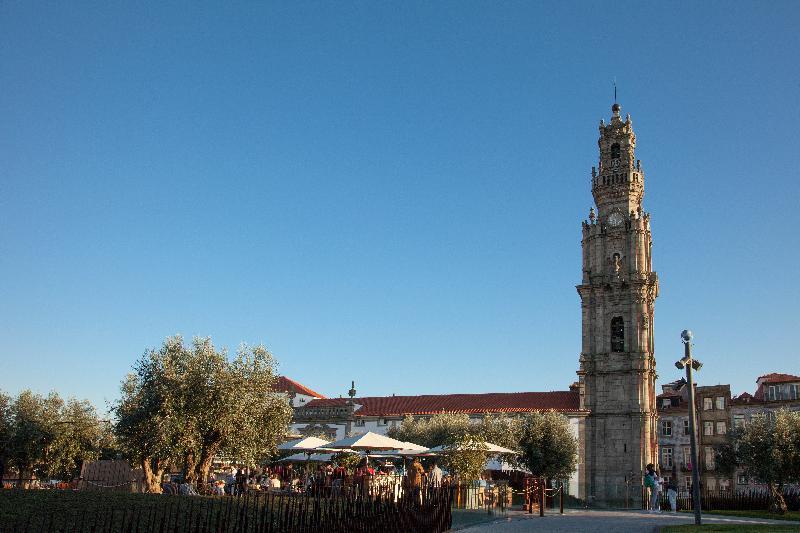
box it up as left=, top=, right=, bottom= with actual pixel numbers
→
left=273, top=376, right=326, bottom=399
left=753, top=373, right=800, bottom=400
left=304, top=391, right=583, bottom=416
left=731, top=392, right=760, bottom=404
left=757, top=373, right=800, bottom=384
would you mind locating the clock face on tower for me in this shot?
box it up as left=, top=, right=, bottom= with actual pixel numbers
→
left=608, top=212, right=624, bottom=227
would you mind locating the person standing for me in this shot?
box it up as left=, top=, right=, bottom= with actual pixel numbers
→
left=407, top=457, right=425, bottom=504
left=643, top=464, right=656, bottom=512
left=427, top=461, right=443, bottom=487
left=649, top=469, right=663, bottom=513
left=667, top=477, right=678, bottom=513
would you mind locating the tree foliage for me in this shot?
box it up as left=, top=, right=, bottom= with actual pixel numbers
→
left=440, top=436, right=489, bottom=483
left=518, top=411, right=578, bottom=482
left=0, top=390, right=108, bottom=486
left=0, top=392, right=12, bottom=481
left=387, top=412, right=521, bottom=450
left=387, top=412, right=523, bottom=480
left=112, top=336, right=293, bottom=492
left=716, top=410, right=800, bottom=514
left=332, top=451, right=361, bottom=471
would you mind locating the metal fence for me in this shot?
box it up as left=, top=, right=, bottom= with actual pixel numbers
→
left=0, top=481, right=453, bottom=533
left=645, top=487, right=800, bottom=512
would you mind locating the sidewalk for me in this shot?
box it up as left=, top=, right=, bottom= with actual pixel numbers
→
left=457, top=508, right=800, bottom=532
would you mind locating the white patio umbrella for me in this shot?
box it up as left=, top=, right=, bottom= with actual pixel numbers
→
left=485, top=458, right=529, bottom=472
left=279, top=452, right=337, bottom=463
left=399, top=441, right=428, bottom=452
left=369, top=448, right=427, bottom=458
left=325, top=431, right=419, bottom=451
left=426, top=442, right=518, bottom=454
left=277, top=436, right=331, bottom=452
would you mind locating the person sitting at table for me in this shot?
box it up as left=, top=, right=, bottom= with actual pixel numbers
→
left=267, top=473, right=281, bottom=492
left=282, top=463, right=295, bottom=483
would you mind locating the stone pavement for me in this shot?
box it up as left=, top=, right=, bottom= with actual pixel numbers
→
left=458, top=509, right=800, bottom=532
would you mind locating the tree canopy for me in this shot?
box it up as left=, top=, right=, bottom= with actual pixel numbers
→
left=387, top=412, right=523, bottom=480
left=0, top=389, right=109, bottom=486
left=517, top=411, right=578, bottom=482
left=716, top=409, right=800, bottom=514
left=387, top=412, right=521, bottom=450
left=112, top=336, right=293, bottom=492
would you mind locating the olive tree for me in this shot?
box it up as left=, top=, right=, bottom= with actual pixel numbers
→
left=388, top=412, right=521, bottom=451
left=440, top=436, right=489, bottom=483
left=113, top=338, right=187, bottom=492
left=518, top=411, right=578, bottom=486
left=388, top=412, right=523, bottom=480
left=716, top=409, right=800, bottom=514
left=45, top=398, right=108, bottom=480
left=113, top=336, right=293, bottom=492
left=1, top=390, right=107, bottom=486
left=0, top=392, right=11, bottom=482
left=387, top=413, right=471, bottom=448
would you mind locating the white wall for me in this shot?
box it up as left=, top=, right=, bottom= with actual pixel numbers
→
left=567, top=416, right=580, bottom=496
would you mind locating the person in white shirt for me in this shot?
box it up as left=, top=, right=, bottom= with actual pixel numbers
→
left=269, top=473, right=282, bottom=491
left=428, top=461, right=443, bottom=487
left=650, top=471, right=663, bottom=513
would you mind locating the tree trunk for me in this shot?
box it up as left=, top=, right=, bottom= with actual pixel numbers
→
left=194, top=441, right=221, bottom=489
left=768, top=482, right=787, bottom=515
left=141, top=457, right=165, bottom=494
left=18, top=468, right=33, bottom=489
left=182, top=450, right=197, bottom=483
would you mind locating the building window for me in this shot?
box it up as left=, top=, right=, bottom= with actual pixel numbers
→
left=737, top=475, right=748, bottom=485
left=716, top=421, right=727, bottom=435
left=610, top=143, right=620, bottom=160
left=703, top=397, right=713, bottom=410
left=683, top=446, right=692, bottom=468
left=715, top=396, right=725, bottom=410
left=767, top=386, right=778, bottom=401
left=610, top=317, right=624, bottom=352
left=704, top=446, right=715, bottom=470
left=684, top=419, right=690, bottom=435
left=685, top=476, right=692, bottom=490
left=355, top=419, right=365, bottom=427
left=733, top=414, right=745, bottom=429
left=662, top=447, right=673, bottom=468
left=661, top=420, right=672, bottom=436
left=789, top=384, right=799, bottom=400
left=378, top=418, right=388, bottom=426
left=704, top=421, right=713, bottom=435
left=662, top=398, right=672, bottom=408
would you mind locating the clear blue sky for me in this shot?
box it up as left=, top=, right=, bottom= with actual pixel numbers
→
left=2, top=2, right=798, bottom=412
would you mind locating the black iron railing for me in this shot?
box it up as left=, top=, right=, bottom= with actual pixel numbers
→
left=0, top=480, right=453, bottom=533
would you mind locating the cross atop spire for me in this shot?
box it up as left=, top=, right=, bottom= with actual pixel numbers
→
left=614, top=77, right=617, bottom=103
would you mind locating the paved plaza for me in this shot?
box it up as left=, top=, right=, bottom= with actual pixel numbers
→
left=460, top=509, right=800, bottom=532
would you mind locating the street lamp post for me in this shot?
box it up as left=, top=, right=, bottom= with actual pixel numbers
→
left=675, top=329, right=703, bottom=525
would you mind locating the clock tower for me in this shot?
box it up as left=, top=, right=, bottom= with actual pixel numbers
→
left=577, top=102, right=659, bottom=506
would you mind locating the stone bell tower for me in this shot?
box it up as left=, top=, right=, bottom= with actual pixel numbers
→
left=576, top=102, right=659, bottom=507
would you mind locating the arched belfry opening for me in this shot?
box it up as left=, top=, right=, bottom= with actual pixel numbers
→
left=610, top=316, right=624, bottom=352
